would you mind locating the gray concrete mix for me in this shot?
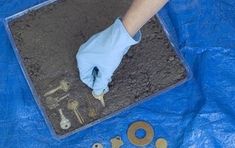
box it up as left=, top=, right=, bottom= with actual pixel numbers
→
left=9, top=0, right=186, bottom=136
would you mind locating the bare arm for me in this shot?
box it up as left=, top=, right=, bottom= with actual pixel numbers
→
left=122, top=0, right=169, bottom=37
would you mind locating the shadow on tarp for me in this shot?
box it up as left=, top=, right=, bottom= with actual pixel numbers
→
left=0, top=0, right=235, bottom=147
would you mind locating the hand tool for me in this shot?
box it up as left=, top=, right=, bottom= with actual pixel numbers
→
left=44, top=80, right=70, bottom=96
left=87, top=98, right=97, bottom=118
left=45, top=94, right=69, bottom=110
left=58, top=108, right=71, bottom=130
left=92, top=91, right=105, bottom=107
left=67, top=99, right=85, bottom=124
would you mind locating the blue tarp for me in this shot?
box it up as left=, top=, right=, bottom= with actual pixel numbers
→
left=0, top=0, right=235, bottom=147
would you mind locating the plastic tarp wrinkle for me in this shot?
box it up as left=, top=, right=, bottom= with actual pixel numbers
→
left=0, top=0, right=235, bottom=147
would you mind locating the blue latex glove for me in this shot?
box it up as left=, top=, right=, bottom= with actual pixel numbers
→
left=76, top=18, right=141, bottom=95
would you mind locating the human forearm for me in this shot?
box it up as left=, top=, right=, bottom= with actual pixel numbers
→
left=122, top=0, right=168, bottom=37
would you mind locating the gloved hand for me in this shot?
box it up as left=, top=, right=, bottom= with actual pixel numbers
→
left=76, top=18, right=141, bottom=95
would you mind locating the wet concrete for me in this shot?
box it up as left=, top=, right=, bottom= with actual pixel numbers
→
left=9, top=0, right=186, bottom=136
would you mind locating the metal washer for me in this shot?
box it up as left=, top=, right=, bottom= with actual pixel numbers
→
left=155, top=138, right=168, bottom=148
left=92, top=143, right=103, bottom=148
left=127, top=121, right=154, bottom=146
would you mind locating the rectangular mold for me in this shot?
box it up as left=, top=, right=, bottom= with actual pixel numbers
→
left=4, top=0, right=190, bottom=139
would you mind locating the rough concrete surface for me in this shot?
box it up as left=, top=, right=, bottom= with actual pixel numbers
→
left=9, top=0, right=186, bottom=136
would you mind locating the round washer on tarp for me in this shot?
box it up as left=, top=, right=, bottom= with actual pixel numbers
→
left=127, top=121, right=154, bottom=146
left=155, top=138, right=168, bottom=148
left=92, top=143, right=104, bottom=148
